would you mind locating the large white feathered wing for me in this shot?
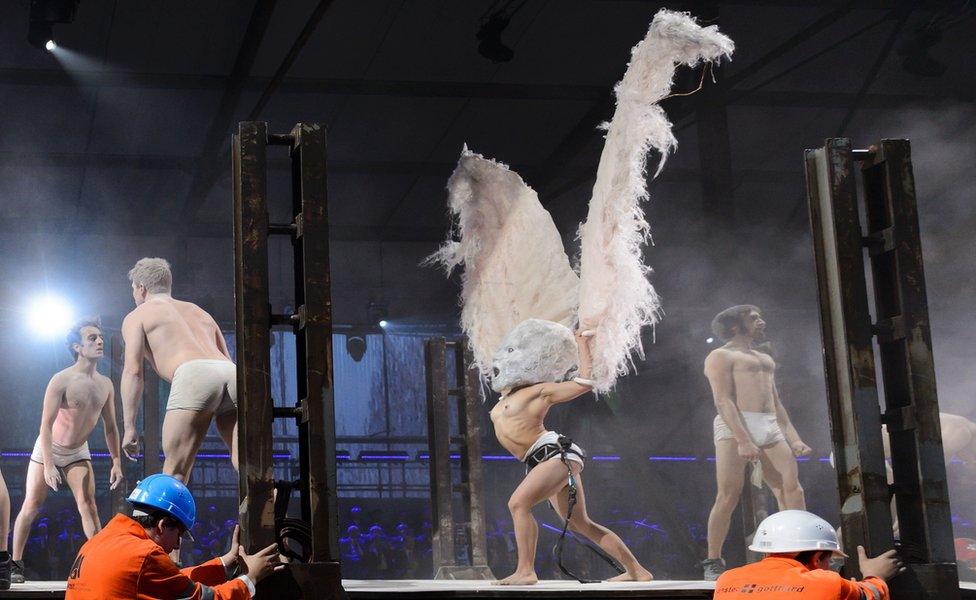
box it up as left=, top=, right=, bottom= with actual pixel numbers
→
left=579, top=10, right=734, bottom=392
left=426, top=147, right=579, bottom=377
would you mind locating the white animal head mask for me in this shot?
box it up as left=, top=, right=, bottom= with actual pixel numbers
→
left=490, top=319, right=579, bottom=393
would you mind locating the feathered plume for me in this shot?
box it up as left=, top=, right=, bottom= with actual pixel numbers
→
left=425, top=146, right=579, bottom=376
left=578, top=10, right=734, bottom=392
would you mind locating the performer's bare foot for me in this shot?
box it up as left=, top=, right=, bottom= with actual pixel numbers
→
left=607, top=567, right=654, bottom=582
left=494, top=571, right=539, bottom=585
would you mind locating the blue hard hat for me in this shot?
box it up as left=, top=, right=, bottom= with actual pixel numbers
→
left=126, top=474, right=196, bottom=532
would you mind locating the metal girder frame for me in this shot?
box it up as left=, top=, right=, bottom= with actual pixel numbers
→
left=424, top=337, right=456, bottom=571
left=456, top=342, right=490, bottom=572
left=233, top=121, right=343, bottom=597
left=424, top=337, right=494, bottom=579
left=233, top=121, right=276, bottom=552
left=861, top=139, right=956, bottom=592
left=287, top=122, right=340, bottom=562
left=804, top=138, right=958, bottom=597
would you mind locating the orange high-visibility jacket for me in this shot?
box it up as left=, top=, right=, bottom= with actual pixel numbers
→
left=65, top=514, right=250, bottom=600
left=714, top=556, right=889, bottom=600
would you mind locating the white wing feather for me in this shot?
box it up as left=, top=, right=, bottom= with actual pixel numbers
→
left=578, top=10, right=734, bottom=392
left=425, top=147, right=579, bottom=377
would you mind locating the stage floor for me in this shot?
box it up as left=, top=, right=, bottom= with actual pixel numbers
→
left=4, top=579, right=976, bottom=599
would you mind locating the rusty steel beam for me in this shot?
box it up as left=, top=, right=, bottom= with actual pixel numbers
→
left=805, top=138, right=893, bottom=564
left=289, top=122, right=340, bottom=562
left=805, top=138, right=958, bottom=598
left=457, top=343, right=491, bottom=575
left=425, top=337, right=456, bottom=572
left=233, top=121, right=276, bottom=551
left=860, top=139, right=957, bottom=594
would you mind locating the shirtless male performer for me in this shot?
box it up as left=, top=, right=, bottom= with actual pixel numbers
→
left=10, top=318, right=123, bottom=584
left=120, top=258, right=236, bottom=482
left=489, top=328, right=653, bottom=585
left=701, top=305, right=812, bottom=581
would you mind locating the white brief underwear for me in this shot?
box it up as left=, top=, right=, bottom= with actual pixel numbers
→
left=30, top=437, right=91, bottom=468
left=166, top=359, right=237, bottom=415
left=713, top=412, right=786, bottom=448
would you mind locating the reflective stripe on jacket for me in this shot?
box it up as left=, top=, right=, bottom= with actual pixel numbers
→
left=65, top=513, right=249, bottom=600
left=714, top=556, right=888, bottom=600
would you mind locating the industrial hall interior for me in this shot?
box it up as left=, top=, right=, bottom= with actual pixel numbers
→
left=0, top=0, right=974, bottom=599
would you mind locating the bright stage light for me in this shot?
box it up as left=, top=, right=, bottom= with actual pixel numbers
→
left=27, top=295, right=75, bottom=338
left=45, top=40, right=57, bottom=51
left=706, top=337, right=714, bottom=344
left=378, top=320, right=389, bottom=329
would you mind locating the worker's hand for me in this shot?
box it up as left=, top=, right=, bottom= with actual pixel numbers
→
left=858, top=545, right=906, bottom=581
left=220, top=525, right=242, bottom=572
left=240, top=542, right=286, bottom=583
left=122, top=429, right=140, bottom=461
left=790, top=439, right=812, bottom=457
left=109, top=462, right=124, bottom=490
left=44, top=465, right=61, bottom=491
left=737, top=440, right=761, bottom=461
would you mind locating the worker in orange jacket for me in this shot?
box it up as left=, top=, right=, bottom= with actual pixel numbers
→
left=714, top=510, right=904, bottom=600
left=66, top=474, right=283, bottom=599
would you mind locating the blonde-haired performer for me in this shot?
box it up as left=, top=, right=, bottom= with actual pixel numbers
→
left=120, top=258, right=237, bottom=483
left=10, top=318, right=122, bottom=584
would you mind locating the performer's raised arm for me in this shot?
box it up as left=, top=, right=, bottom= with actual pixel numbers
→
left=540, top=330, right=595, bottom=405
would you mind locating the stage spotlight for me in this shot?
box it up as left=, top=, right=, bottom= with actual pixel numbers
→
left=378, top=320, right=389, bottom=329
left=706, top=337, right=714, bottom=344
left=27, top=0, right=78, bottom=50
left=27, top=294, right=75, bottom=338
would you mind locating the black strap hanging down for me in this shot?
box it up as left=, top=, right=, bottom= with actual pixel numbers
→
left=550, top=435, right=626, bottom=583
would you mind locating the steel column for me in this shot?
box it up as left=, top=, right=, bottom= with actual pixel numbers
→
left=805, top=137, right=957, bottom=598
left=424, top=337, right=456, bottom=571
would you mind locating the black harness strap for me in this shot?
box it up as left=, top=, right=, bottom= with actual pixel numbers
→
left=547, top=435, right=625, bottom=583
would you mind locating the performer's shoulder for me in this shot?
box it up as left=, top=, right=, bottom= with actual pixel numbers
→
left=705, top=346, right=735, bottom=364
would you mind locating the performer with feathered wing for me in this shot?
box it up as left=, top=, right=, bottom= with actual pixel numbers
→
left=428, top=9, right=734, bottom=584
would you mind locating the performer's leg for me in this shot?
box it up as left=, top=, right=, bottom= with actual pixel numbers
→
left=497, top=459, right=578, bottom=585
left=162, top=408, right=215, bottom=483
left=215, top=410, right=238, bottom=472
left=758, top=451, right=786, bottom=510
left=12, top=461, right=50, bottom=561
left=64, top=461, right=100, bottom=538
left=0, top=468, right=8, bottom=552
left=760, top=441, right=805, bottom=510
left=706, top=439, right=746, bottom=560
left=549, top=468, right=653, bottom=582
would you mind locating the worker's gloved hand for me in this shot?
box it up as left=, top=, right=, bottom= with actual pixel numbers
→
left=857, top=545, right=906, bottom=581
left=240, top=542, right=286, bottom=583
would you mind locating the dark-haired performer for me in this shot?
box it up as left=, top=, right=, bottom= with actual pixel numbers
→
left=701, top=305, right=811, bottom=581
left=10, top=318, right=123, bottom=584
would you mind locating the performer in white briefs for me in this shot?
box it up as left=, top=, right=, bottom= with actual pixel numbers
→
left=702, top=305, right=812, bottom=581
left=10, top=318, right=122, bottom=584
left=120, top=258, right=237, bottom=483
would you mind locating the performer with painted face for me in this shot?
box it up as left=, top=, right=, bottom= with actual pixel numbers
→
left=488, top=319, right=652, bottom=584
left=428, top=10, right=734, bottom=584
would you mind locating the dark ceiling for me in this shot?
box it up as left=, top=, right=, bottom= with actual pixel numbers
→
left=0, top=1, right=973, bottom=338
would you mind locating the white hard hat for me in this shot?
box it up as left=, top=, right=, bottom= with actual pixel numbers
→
left=749, top=510, right=848, bottom=557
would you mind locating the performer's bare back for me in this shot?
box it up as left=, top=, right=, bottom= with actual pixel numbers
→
left=47, top=368, right=113, bottom=449
left=123, top=296, right=230, bottom=381
left=489, top=385, right=552, bottom=459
